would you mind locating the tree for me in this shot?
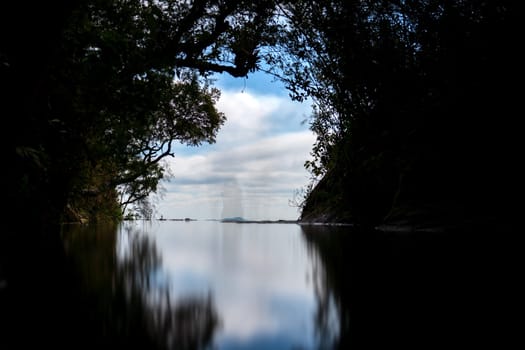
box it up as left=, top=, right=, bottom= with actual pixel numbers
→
left=2, top=0, right=282, bottom=226
left=271, top=0, right=520, bottom=225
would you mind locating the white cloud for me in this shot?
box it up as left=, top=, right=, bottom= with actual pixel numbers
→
left=216, top=91, right=277, bottom=138
left=156, top=88, right=315, bottom=220
left=214, top=90, right=311, bottom=147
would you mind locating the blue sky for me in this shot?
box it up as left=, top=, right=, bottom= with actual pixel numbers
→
left=155, top=71, right=316, bottom=220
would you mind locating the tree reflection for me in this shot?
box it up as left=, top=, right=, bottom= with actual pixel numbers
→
left=301, top=225, right=492, bottom=349
left=62, top=222, right=220, bottom=350
left=302, top=225, right=351, bottom=349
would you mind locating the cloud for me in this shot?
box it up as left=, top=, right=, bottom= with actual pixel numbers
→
left=213, top=90, right=311, bottom=147
left=216, top=91, right=276, bottom=138
left=157, top=87, right=315, bottom=220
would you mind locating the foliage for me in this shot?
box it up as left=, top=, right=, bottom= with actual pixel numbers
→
left=271, top=0, right=519, bottom=225
left=2, top=0, right=281, bottom=225
left=3, top=0, right=519, bottom=227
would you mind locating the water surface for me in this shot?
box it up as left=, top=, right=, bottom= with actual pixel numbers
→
left=2, top=220, right=511, bottom=349
left=65, top=220, right=330, bottom=349
left=136, top=221, right=319, bottom=349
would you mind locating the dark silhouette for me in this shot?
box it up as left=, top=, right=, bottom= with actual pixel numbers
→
left=301, top=224, right=518, bottom=349
left=274, top=0, right=520, bottom=229
left=1, top=222, right=221, bottom=349
left=2, top=0, right=280, bottom=230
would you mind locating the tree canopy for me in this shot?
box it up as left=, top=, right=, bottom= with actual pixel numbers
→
left=1, top=0, right=519, bottom=229
left=2, top=0, right=281, bottom=225
left=271, top=0, right=520, bottom=226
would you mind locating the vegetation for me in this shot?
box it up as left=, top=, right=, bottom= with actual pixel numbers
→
left=2, top=0, right=280, bottom=228
left=2, top=0, right=519, bottom=230
left=272, top=0, right=519, bottom=227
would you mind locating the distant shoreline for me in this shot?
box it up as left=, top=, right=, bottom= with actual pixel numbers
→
left=154, top=218, right=300, bottom=224
left=154, top=218, right=356, bottom=225
left=222, top=219, right=299, bottom=224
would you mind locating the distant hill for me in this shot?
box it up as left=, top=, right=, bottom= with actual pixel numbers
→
left=221, top=217, right=245, bottom=222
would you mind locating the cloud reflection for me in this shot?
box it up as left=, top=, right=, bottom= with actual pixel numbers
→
left=152, top=221, right=317, bottom=348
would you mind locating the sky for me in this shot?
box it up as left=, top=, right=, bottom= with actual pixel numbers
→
left=155, top=71, right=316, bottom=221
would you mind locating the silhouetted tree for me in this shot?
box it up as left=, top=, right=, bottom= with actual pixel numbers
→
left=271, top=0, right=520, bottom=226
left=2, top=0, right=281, bottom=228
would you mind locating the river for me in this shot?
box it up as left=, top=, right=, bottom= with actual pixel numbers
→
left=0, top=220, right=515, bottom=349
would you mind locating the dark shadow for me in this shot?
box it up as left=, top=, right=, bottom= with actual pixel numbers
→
left=0, top=222, right=220, bottom=350
left=301, top=225, right=517, bottom=349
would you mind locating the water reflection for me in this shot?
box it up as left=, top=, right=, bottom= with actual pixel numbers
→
left=2, top=219, right=506, bottom=349
left=149, top=221, right=317, bottom=349
left=62, top=222, right=220, bottom=350
left=1, top=220, right=512, bottom=349
left=301, top=224, right=499, bottom=349
left=61, top=221, right=323, bottom=349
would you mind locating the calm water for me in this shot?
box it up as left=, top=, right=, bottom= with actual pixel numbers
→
left=122, top=221, right=321, bottom=349
left=1, top=220, right=512, bottom=349
left=62, top=220, right=334, bottom=350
